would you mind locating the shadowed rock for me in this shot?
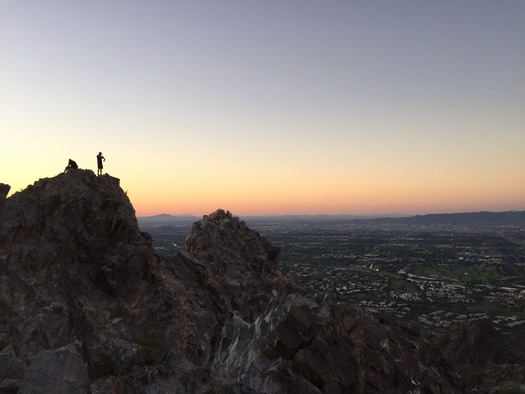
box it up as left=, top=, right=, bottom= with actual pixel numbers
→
left=0, top=183, right=9, bottom=207
left=19, top=344, right=89, bottom=394
left=0, top=345, right=26, bottom=393
left=438, top=319, right=521, bottom=367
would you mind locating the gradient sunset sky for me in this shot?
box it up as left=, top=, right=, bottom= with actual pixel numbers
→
left=2, top=1, right=524, bottom=216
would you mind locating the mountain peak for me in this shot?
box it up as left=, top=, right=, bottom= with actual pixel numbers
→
left=0, top=170, right=155, bottom=298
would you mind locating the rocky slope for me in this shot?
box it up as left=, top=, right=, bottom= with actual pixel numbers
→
left=437, top=319, right=523, bottom=392
left=0, top=170, right=463, bottom=393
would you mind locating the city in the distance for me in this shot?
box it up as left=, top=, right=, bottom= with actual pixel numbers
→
left=139, top=209, right=525, bottom=359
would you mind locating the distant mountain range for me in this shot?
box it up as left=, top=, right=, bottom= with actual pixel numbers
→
left=368, top=210, right=525, bottom=225
left=138, top=210, right=525, bottom=227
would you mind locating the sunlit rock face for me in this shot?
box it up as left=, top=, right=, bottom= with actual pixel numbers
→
left=0, top=171, right=463, bottom=393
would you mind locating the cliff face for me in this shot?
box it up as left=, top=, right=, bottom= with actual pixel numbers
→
left=0, top=170, right=463, bottom=393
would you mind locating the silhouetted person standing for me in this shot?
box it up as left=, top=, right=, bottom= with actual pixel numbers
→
left=97, top=152, right=105, bottom=176
left=64, top=159, right=78, bottom=173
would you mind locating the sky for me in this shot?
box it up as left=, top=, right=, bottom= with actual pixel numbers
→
left=1, top=1, right=524, bottom=217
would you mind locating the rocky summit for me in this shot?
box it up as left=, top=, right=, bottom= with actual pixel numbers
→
left=0, top=169, right=463, bottom=393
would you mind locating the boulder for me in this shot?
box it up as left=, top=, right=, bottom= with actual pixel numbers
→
left=0, top=345, right=27, bottom=393
left=19, top=344, right=89, bottom=394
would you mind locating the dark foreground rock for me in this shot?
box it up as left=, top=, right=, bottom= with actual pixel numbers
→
left=0, top=170, right=463, bottom=393
left=0, top=345, right=25, bottom=393
left=437, top=319, right=523, bottom=392
left=19, top=344, right=89, bottom=394
left=0, top=183, right=9, bottom=207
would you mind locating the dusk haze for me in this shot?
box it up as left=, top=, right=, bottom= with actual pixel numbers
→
left=2, top=1, right=524, bottom=216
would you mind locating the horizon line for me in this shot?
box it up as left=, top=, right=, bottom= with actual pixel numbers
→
left=137, top=209, right=525, bottom=219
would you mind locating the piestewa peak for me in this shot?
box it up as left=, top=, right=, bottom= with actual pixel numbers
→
left=0, top=169, right=463, bottom=393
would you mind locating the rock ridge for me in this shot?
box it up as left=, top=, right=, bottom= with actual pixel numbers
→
left=0, top=171, right=463, bottom=393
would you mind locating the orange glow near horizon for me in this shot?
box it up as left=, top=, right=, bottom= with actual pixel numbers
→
left=127, top=174, right=525, bottom=217
left=3, top=163, right=524, bottom=218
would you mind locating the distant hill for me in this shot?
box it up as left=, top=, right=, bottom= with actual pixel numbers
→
left=138, top=210, right=525, bottom=227
left=137, top=213, right=199, bottom=227
left=370, top=210, right=525, bottom=225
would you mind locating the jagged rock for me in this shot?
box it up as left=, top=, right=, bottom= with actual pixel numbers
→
left=0, top=170, right=464, bottom=393
left=0, top=183, right=9, bottom=207
left=438, top=319, right=521, bottom=367
left=185, top=209, right=280, bottom=269
left=437, top=319, right=523, bottom=392
left=19, top=344, right=89, bottom=394
left=0, top=170, right=161, bottom=366
left=0, top=345, right=26, bottom=393
left=210, top=293, right=462, bottom=393
left=184, top=208, right=283, bottom=320
left=0, top=170, right=175, bottom=392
